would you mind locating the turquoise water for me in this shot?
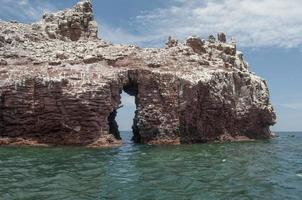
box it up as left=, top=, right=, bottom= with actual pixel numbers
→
left=0, top=132, right=301, bottom=200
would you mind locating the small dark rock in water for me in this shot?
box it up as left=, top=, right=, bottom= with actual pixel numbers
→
left=0, top=0, right=276, bottom=147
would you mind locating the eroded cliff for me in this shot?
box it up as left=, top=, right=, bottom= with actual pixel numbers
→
left=0, top=0, right=276, bottom=146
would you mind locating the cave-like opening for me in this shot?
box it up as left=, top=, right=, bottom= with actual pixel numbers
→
left=115, top=92, right=136, bottom=143
left=108, top=80, right=141, bottom=143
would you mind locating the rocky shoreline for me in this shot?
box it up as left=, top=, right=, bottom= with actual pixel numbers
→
left=0, top=0, right=276, bottom=147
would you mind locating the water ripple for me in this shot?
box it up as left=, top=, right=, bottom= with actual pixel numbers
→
left=0, top=132, right=301, bottom=200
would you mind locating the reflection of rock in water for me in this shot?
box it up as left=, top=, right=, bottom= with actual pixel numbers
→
left=0, top=0, right=276, bottom=147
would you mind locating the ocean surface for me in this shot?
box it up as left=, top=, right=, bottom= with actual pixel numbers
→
left=0, top=132, right=301, bottom=200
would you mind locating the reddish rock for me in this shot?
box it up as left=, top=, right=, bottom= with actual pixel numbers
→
left=0, top=1, right=276, bottom=147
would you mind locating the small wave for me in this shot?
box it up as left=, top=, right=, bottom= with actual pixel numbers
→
left=296, top=173, right=302, bottom=177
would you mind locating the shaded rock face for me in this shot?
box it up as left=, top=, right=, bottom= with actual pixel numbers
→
left=179, top=72, right=275, bottom=143
left=0, top=1, right=276, bottom=146
left=186, top=36, right=205, bottom=54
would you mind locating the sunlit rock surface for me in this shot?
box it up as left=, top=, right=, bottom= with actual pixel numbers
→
left=0, top=0, right=276, bottom=146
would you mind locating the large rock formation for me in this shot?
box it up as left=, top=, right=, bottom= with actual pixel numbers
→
left=41, top=0, right=98, bottom=41
left=0, top=0, right=276, bottom=146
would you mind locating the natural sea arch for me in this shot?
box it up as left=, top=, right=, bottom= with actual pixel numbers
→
left=107, top=80, right=140, bottom=143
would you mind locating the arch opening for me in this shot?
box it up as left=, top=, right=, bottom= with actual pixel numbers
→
left=107, top=80, right=141, bottom=143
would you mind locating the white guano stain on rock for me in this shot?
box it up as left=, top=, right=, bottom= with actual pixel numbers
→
left=0, top=0, right=276, bottom=147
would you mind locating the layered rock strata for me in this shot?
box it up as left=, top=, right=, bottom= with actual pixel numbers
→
left=0, top=0, right=276, bottom=146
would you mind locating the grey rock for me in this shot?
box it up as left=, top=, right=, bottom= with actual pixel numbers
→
left=0, top=59, right=7, bottom=65
left=40, top=0, right=98, bottom=41
left=165, top=36, right=178, bottom=48
left=208, top=35, right=216, bottom=43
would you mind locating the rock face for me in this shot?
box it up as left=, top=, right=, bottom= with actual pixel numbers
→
left=0, top=0, right=276, bottom=146
left=41, top=0, right=98, bottom=41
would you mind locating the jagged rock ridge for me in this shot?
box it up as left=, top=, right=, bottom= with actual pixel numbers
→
left=0, top=0, right=276, bottom=146
left=41, top=0, right=98, bottom=41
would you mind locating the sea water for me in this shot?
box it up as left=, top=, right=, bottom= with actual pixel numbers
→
left=0, top=132, right=301, bottom=200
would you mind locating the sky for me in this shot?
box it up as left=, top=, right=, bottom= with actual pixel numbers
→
left=0, top=0, right=301, bottom=131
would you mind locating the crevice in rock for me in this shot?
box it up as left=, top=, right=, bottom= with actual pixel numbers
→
left=0, top=94, right=4, bottom=134
left=123, top=73, right=141, bottom=143
left=132, top=109, right=141, bottom=143
left=107, top=110, right=121, bottom=140
left=107, top=72, right=141, bottom=143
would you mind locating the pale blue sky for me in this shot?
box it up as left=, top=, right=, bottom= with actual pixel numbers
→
left=1, top=0, right=302, bottom=131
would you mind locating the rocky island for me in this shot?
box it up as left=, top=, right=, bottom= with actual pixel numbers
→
left=0, top=0, right=276, bottom=147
